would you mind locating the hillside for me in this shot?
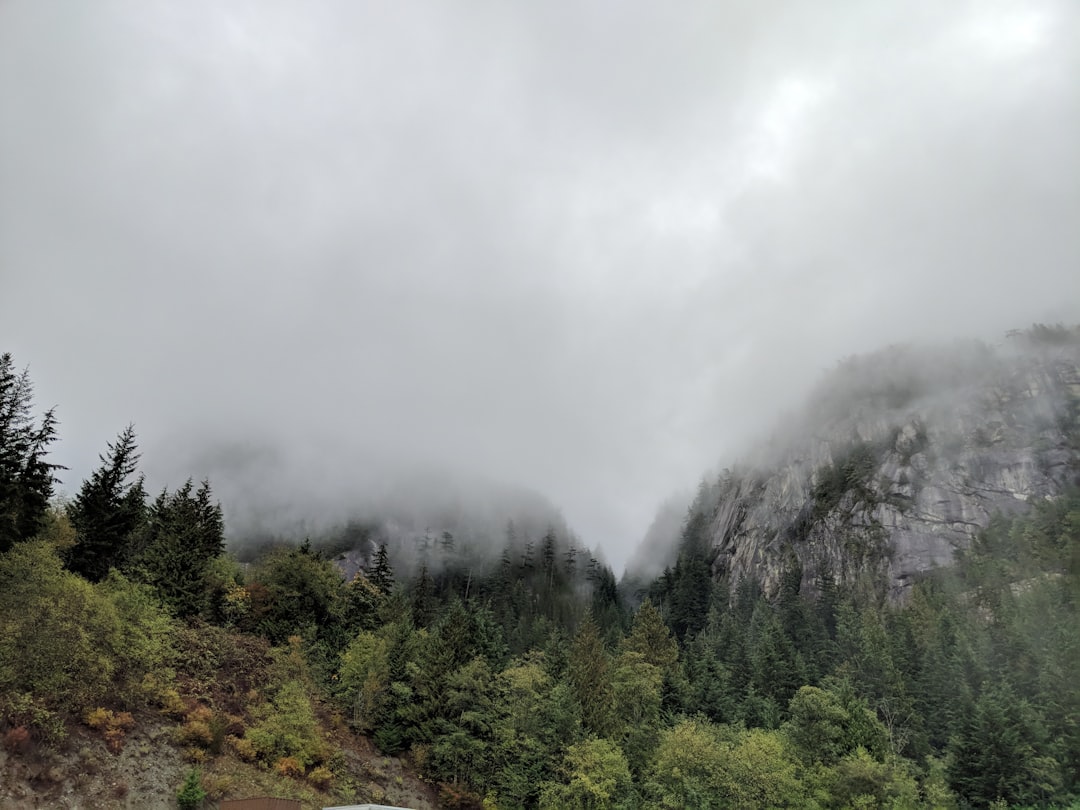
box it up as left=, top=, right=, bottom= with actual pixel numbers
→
left=4, top=343, right=1080, bottom=808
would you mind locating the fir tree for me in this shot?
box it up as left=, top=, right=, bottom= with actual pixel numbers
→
left=64, top=425, right=146, bottom=582
left=133, top=478, right=225, bottom=617
left=368, top=543, right=395, bottom=594
left=0, top=353, right=63, bottom=551
left=567, top=613, right=615, bottom=737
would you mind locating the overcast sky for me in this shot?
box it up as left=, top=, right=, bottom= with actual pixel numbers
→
left=2, top=1, right=1078, bottom=570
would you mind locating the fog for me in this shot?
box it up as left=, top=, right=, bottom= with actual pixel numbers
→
left=2, top=1, right=1078, bottom=571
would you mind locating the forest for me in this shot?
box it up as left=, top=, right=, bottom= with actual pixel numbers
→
left=2, top=348, right=1079, bottom=809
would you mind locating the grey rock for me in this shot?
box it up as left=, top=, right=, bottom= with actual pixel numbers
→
left=693, top=337, right=1080, bottom=603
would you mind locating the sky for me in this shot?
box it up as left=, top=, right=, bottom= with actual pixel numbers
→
left=2, top=1, right=1079, bottom=571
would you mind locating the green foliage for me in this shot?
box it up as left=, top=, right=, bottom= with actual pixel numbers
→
left=567, top=614, right=616, bottom=738
left=610, top=651, right=662, bottom=775
left=176, top=766, right=206, bottom=810
left=489, top=653, right=580, bottom=807
left=538, top=737, right=636, bottom=810
left=368, top=542, right=394, bottom=594
left=131, top=479, right=224, bottom=617
left=0, top=540, right=123, bottom=710
left=98, top=571, right=179, bottom=702
left=812, top=440, right=878, bottom=518
left=947, top=682, right=1058, bottom=808
left=64, top=425, right=147, bottom=582
left=645, top=718, right=802, bottom=809
left=338, top=630, right=390, bottom=730
left=0, top=353, right=62, bottom=553
left=247, top=541, right=344, bottom=644
left=246, top=679, right=325, bottom=769
left=622, top=599, right=678, bottom=674
left=0, top=541, right=180, bottom=738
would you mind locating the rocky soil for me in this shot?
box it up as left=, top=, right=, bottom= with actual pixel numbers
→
left=0, top=712, right=438, bottom=810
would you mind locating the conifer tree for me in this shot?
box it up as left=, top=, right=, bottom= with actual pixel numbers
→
left=0, top=353, right=63, bottom=551
left=64, top=425, right=146, bottom=582
left=133, top=478, right=225, bottom=617
left=368, top=543, right=394, bottom=595
left=411, top=562, right=435, bottom=628
left=567, top=613, right=615, bottom=737
left=623, top=598, right=678, bottom=674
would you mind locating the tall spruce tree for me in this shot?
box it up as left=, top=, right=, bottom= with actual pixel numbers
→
left=0, top=353, right=63, bottom=551
left=133, top=478, right=225, bottom=617
left=64, top=425, right=146, bottom=581
left=368, top=542, right=394, bottom=595
left=567, top=612, right=615, bottom=737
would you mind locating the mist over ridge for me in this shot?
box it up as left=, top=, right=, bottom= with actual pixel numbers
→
left=3, top=1, right=1079, bottom=573
left=626, top=326, right=1080, bottom=598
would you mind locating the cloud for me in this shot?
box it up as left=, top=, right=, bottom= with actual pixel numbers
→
left=2, top=0, right=1078, bottom=570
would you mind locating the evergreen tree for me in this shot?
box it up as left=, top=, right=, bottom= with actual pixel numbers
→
left=411, top=563, right=435, bottom=628
left=64, top=425, right=146, bottom=582
left=622, top=598, right=678, bottom=674
left=541, top=528, right=557, bottom=588
left=667, top=512, right=714, bottom=640
left=947, top=682, right=1057, bottom=808
left=0, top=353, right=63, bottom=551
left=133, top=478, right=225, bottom=617
left=368, top=542, right=394, bottom=594
left=567, top=613, right=616, bottom=737
left=176, top=767, right=206, bottom=810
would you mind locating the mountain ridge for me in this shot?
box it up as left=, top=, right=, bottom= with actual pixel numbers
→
left=632, top=327, right=1080, bottom=602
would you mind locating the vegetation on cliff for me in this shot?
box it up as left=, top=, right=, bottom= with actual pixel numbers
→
left=2, top=347, right=1080, bottom=808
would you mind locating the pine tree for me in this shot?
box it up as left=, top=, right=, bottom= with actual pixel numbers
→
left=368, top=543, right=395, bottom=595
left=0, top=353, right=63, bottom=551
left=64, top=425, right=146, bottom=582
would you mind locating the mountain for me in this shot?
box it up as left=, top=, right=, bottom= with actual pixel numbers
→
left=634, top=325, right=1080, bottom=602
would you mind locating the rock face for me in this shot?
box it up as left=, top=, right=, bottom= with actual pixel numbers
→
left=697, top=333, right=1080, bottom=602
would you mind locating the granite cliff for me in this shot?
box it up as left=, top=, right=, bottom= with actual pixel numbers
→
left=644, top=327, right=1080, bottom=602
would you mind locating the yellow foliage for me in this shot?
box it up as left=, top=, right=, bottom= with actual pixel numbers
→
left=308, top=765, right=334, bottom=789
left=275, top=756, right=304, bottom=778
left=83, top=708, right=135, bottom=753
left=84, top=707, right=111, bottom=729
left=227, top=734, right=257, bottom=762
left=200, top=772, right=233, bottom=800
left=157, top=687, right=187, bottom=719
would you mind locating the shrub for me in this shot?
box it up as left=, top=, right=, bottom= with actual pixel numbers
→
left=246, top=680, right=325, bottom=768
left=200, top=772, right=233, bottom=800
left=154, top=684, right=186, bottom=718
left=227, top=734, right=257, bottom=762
left=308, top=765, right=334, bottom=789
left=176, top=767, right=207, bottom=810
left=275, top=756, right=304, bottom=778
left=0, top=692, right=66, bottom=745
left=83, top=707, right=135, bottom=754
left=2, top=725, right=31, bottom=755
left=0, top=543, right=122, bottom=712
left=178, top=705, right=214, bottom=748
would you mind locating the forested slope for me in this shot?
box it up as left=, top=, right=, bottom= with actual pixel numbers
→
left=3, top=345, right=1080, bottom=809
